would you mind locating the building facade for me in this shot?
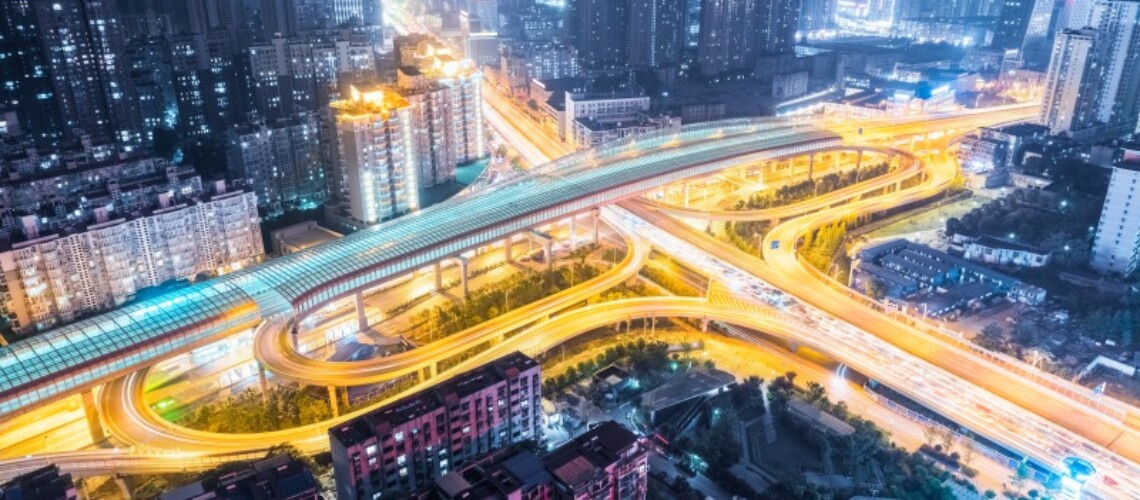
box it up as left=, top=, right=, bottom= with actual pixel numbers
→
left=329, top=84, right=418, bottom=225
left=1091, top=160, right=1140, bottom=275
left=628, top=0, right=688, bottom=68
left=226, top=113, right=326, bottom=215
left=542, top=421, right=649, bottom=500
left=329, top=352, right=543, bottom=500
left=1040, top=1, right=1140, bottom=139
left=0, top=188, right=262, bottom=333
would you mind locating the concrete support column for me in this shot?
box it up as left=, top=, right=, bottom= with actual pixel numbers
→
left=257, top=363, right=270, bottom=402
left=290, top=324, right=299, bottom=352
left=568, top=215, right=576, bottom=245
left=856, top=149, right=864, bottom=170
left=420, top=363, right=436, bottom=382
left=355, top=291, right=368, bottom=332
left=700, top=319, right=709, bottom=332
left=113, top=475, right=132, bottom=500
left=591, top=208, right=600, bottom=244
left=504, top=237, right=513, bottom=263
left=833, top=152, right=840, bottom=169
left=434, top=261, right=443, bottom=292
left=328, top=386, right=340, bottom=418
left=683, top=183, right=691, bottom=208
left=808, top=153, right=815, bottom=180
left=543, top=239, right=553, bottom=271
left=458, top=256, right=470, bottom=300
left=81, top=390, right=105, bottom=443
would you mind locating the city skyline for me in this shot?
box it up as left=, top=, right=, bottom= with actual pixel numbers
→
left=0, top=0, right=1139, bottom=498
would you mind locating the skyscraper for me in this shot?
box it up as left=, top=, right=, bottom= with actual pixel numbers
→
left=568, top=0, right=630, bottom=69
left=396, top=40, right=486, bottom=187
left=328, top=84, right=418, bottom=225
left=33, top=0, right=142, bottom=148
left=628, top=0, right=688, bottom=67
left=0, top=0, right=65, bottom=147
left=1039, top=29, right=1101, bottom=134
left=1040, top=0, right=1140, bottom=138
left=1091, top=154, right=1140, bottom=276
left=992, top=0, right=1055, bottom=66
left=697, top=0, right=758, bottom=76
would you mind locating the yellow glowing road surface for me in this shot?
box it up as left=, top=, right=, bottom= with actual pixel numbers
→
left=3, top=104, right=1136, bottom=498
left=253, top=212, right=649, bottom=386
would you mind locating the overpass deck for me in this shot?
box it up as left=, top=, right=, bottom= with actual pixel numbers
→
left=0, top=119, right=840, bottom=418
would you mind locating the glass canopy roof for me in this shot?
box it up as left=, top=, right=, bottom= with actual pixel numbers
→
left=0, top=118, right=838, bottom=413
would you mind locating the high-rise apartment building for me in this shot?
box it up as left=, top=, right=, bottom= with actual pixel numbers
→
left=467, top=0, right=501, bottom=32
left=34, top=0, right=142, bottom=148
left=328, top=84, right=418, bottom=225
left=501, top=42, right=581, bottom=96
left=628, top=0, right=688, bottom=67
left=243, top=33, right=378, bottom=122
left=0, top=0, right=65, bottom=147
left=1040, top=0, right=1140, bottom=139
left=1091, top=154, right=1140, bottom=276
left=697, top=0, right=771, bottom=76
left=398, top=40, right=487, bottom=187
left=226, top=113, right=326, bottom=215
left=0, top=187, right=262, bottom=333
left=329, top=352, right=543, bottom=500
left=1040, top=29, right=1102, bottom=135
left=568, top=0, right=630, bottom=69
left=992, top=0, right=1054, bottom=58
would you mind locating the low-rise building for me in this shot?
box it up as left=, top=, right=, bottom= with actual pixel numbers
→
left=958, top=135, right=1010, bottom=172
left=425, top=421, right=647, bottom=500
left=964, top=235, right=1050, bottom=267
left=852, top=239, right=1045, bottom=316
left=330, top=352, right=543, bottom=500
left=160, top=455, right=320, bottom=500
left=572, top=115, right=680, bottom=149
left=270, top=221, right=342, bottom=255
left=0, top=465, right=78, bottom=500
left=542, top=421, right=648, bottom=500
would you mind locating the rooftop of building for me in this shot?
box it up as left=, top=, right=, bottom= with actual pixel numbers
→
left=969, top=235, right=1048, bottom=254
left=0, top=465, right=75, bottom=500
left=160, top=455, right=318, bottom=500
left=271, top=222, right=342, bottom=253
left=331, top=352, right=537, bottom=448
left=435, top=449, right=552, bottom=498
left=542, top=421, right=639, bottom=488
left=859, top=238, right=1020, bottom=286
left=330, top=84, right=410, bottom=117
left=639, top=368, right=736, bottom=413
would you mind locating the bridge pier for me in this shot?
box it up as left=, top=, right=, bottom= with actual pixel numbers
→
left=543, top=239, right=553, bottom=271
left=420, top=363, right=437, bottom=382
left=856, top=149, right=864, bottom=170
left=683, top=183, right=691, bottom=208
left=700, top=319, right=709, bottom=332
left=257, top=363, right=270, bottom=401
left=808, top=153, right=815, bottom=180
left=504, top=236, right=513, bottom=263
left=591, top=208, right=600, bottom=244
left=290, top=323, right=299, bottom=352
left=355, top=291, right=368, bottom=332
left=328, top=387, right=339, bottom=419
left=434, top=261, right=443, bottom=292
left=113, top=475, right=133, bottom=500
left=458, top=256, right=470, bottom=301
left=568, top=215, right=576, bottom=245
left=81, top=390, right=105, bottom=443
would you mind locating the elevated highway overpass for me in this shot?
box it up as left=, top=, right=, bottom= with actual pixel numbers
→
left=0, top=119, right=839, bottom=420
